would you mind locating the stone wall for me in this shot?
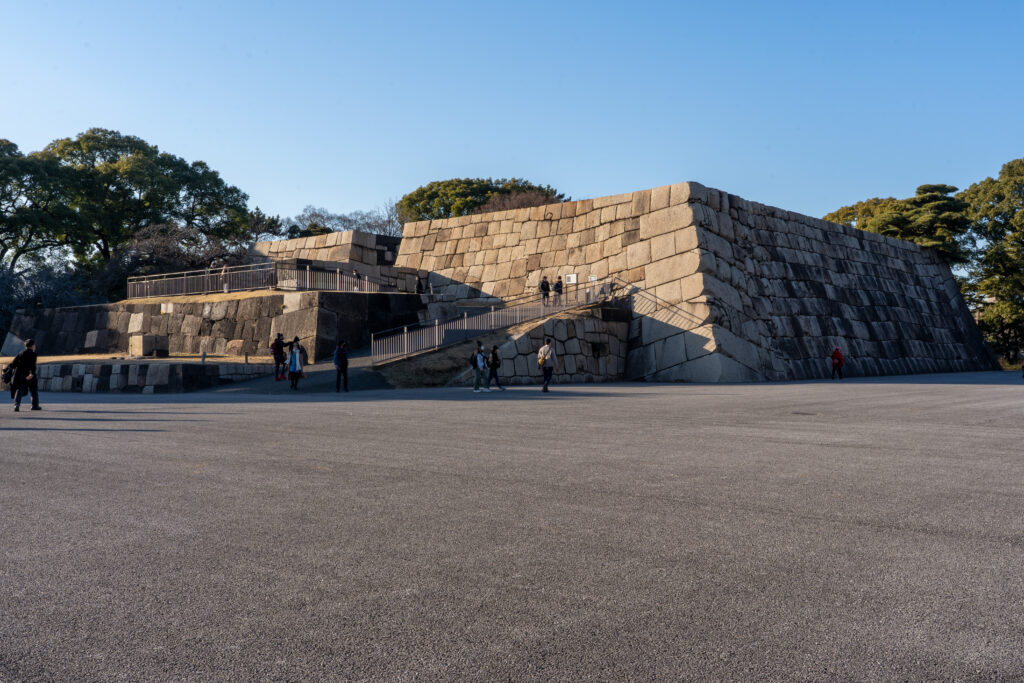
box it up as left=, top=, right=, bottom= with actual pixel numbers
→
left=255, top=230, right=400, bottom=266
left=450, top=307, right=629, bottom=386
left=396, top=182, right=997, bottom=381
left=6, top=291, right=425, bottom=364
left=1, top=361, right=274, bottom=394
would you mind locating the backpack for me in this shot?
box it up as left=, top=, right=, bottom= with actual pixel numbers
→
left=470, top=351, right=479, bottom=369
left=538, top=347, right=549, bottom=367
left=2, top=364, right=14, bottom=385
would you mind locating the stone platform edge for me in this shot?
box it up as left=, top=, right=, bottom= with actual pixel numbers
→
left=1, top=361, right=275, bottom=394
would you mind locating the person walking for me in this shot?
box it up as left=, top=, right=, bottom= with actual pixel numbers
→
left=487, top=344, right=506, bottom=391
left=472, top=341, right=489, bottom=393
left=287, top=336, right=305, bottom=390
left=539, top=276, right=551, bottom=306
left=271, top=333, right=286, bottom=381
left=553, top=276, right=563, bottom=306
left=334, top=340, right=349, bottom=393
left=11, top=338, right=41, bottom=412
left=537, top=337, right=560, bottom=393
left=830, top=346, right=845, bottom=380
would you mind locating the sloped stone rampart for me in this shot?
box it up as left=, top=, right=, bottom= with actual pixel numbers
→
left=396, top=182, right=997, bottom=381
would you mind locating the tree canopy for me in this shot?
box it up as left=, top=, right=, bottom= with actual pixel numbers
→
left=396, top=178, right=564, bottom=223
left=959, top=159, right=1024, bottom=362
left=1, top=129, right=281, bottom=309
left=824, top=185, right=972, bottom=263
left=825, top=158, right=1024, bottom=362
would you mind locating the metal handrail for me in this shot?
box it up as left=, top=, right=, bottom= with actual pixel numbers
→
left=604, top=276, right=706, bottom=330
left=371, top=278, right=620, bottom=365
left=127, top=262, right=274, bottom=282
left=126, top=261, right=392, bottom=299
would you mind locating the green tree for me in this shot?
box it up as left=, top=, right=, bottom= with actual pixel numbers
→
left=44, top=128, right=258, bottom=264
left=0, top=140, right=86, bottom=273
left=960, top=158, right=1024, bottom=362
left=396, top=178, right=564, bottom=223
left=825, top=185, right=972, bottom=263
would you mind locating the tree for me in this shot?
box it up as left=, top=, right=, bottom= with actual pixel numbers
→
left=1, top=140, right=86, bottom=274
left=283, top=202, right=403, bottom=239
left=959, top=158, right=1024, bottom=362
left=396, top=178, right=565, bottom=223
left=825, top=185, right=972, bottom=263
left=469, top=189, right=565, bottom=216
left=43, top=128, right=259, bottom=264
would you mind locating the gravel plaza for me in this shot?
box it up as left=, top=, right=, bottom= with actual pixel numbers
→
left=2, top=373, right=1024, bottom=679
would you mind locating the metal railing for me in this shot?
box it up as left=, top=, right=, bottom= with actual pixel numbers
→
left=127, top=262, right=390, bottom=299
left=371, top=279, right=620, bottom=365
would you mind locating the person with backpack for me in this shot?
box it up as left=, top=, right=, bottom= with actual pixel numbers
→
left=487, top=344, right=506, bottom=391
left=537, top=337, right=560, bottom=392
left=553, top=276, right=563, bottom=306
left=334, top=340, right=349, bottom=393
left=471, top=341, right=489, bottom=393
left=830, top=346, right=845, bottom=380
left=539, top=276, right=551, bottom=305
left=10, top=338, right=41, bottom=412
left=270, top=333, right=287, bottom=381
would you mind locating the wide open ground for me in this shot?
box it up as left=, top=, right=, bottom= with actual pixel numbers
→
left=2, top=373, right=1023, bottom=679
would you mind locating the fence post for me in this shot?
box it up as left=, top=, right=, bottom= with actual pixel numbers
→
left=337, top=268, right=341, bottom=290
left=403, top=326, right=408, bottom=358
left=490, top=306, right=495, bottom=331
left=434, top=318, right=439, bottom=349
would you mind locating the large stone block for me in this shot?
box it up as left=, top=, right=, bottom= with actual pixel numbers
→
left=128, top=313, right=145, bottom=334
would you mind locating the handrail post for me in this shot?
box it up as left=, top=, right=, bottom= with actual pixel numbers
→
left=403, top=326, right=408, bottom=358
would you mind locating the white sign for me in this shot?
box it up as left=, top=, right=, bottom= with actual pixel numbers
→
left=588, top=275, right=598, bottom=282
left=564, top=274, right=577, bottom=284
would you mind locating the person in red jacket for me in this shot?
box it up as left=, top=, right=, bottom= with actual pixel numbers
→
left=830, top=347, right=845, bottom=380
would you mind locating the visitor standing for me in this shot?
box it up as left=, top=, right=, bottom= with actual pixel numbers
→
left=537, top=337, right=560, bottom=393
left=11, top=338, right=40, bottom=412
left=334, top=340, right=349, bottom=393
left=271, top=333, right=286, bottom=381
left=472, top=341, right=489, bottom=393
left=287, top=336, right=305, bottom=390
left=831, top=346, right=845, bottom=380
left=487, top=344, right=506, bottom=391
left=553, top=276, right=563, bottom=306
left=539, top=276, right=551, bottom=305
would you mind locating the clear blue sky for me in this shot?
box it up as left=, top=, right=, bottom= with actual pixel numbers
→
left=2, top=0, right=1022, bottom=220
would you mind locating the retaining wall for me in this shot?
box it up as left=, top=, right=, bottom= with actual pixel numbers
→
left=6, top=291, right=425, bottom=363
left=0, top=361, right=274, bottom=394
left=396, top=182, right=997, bottom=381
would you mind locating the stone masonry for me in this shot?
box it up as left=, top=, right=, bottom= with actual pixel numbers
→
left=396, top=182, right=998, bottom=381
left=6, top=291, right=424, bottom=364
left=449, top=307, right=629, bottom=387
left=0, top=361, right=275, bottom=394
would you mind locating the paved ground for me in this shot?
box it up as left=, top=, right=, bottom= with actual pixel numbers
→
left=2, top=372, right=1023, bottom=680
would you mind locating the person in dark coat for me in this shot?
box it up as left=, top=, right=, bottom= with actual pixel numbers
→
left=539, top=276, right=551, bottom=305
left=831, top=347, right=845, bottom=380
left=11, top=338, right=41, bottom=412
left=270, top=333, right=286, bottom=381
left=486, top=344, right=506, bottom=391
left=334, top=340, right=349, bottom=393
left=553, top=276, right=563, bottom=305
